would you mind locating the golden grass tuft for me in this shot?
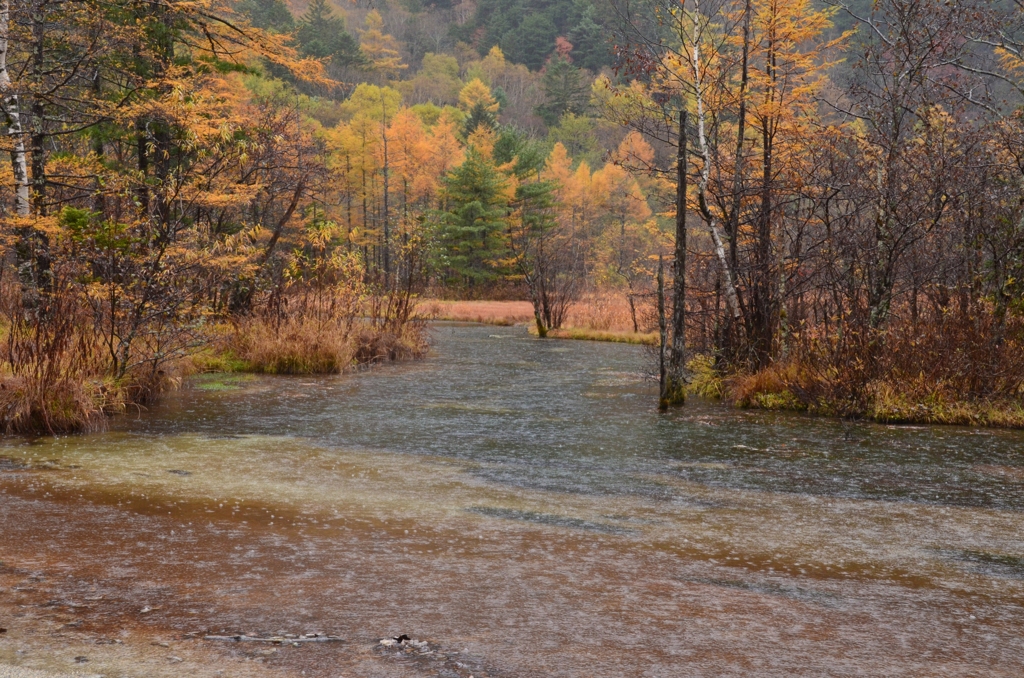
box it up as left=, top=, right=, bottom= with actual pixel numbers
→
left=230, top=317, right=357, bottom=375
left=720, top=359, right=1024, bottom=429
left=727, top=363, right=807, bottom=411
left=225, top=316, right=428, bottom=375
left=866, top=382, right=1024, bottom=428
left=527, top=325, right=658, bottom=345
left=686, top=355, right=725, bottom=400
left=0, top=375, right=103, bottom=434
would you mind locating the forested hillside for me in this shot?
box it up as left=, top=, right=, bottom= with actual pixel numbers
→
left=2, top=0, right=1024, bottom=432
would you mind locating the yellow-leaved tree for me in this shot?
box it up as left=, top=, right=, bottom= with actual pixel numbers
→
left=360, top=10, right=407, bottom=82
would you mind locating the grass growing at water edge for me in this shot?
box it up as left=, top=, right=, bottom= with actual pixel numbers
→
left=721, top=362, right=1024, bottom=429
left=527, top=325, right=658, bottom=345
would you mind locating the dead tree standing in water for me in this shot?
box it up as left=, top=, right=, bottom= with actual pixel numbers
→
left=663, top=109, right=688, bottom=406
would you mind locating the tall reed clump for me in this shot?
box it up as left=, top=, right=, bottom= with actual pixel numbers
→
left=230, top=312, right=427, bottom=374
left=567, top=290, right=652, bottom=334
left=231, top=315, right=356, bottom=374
left=0, top=314, right=107, bottom=434
left=226, top=247, right=427, bottom=375
left=0, top=267, right=94, bottom=432
left=0, top=261, right=184, bottom=434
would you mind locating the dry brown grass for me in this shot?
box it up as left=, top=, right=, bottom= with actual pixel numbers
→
left=723, top=341, right=1024, bottom=429
left=229, top=317, right=357, bottom=374
left=417, top=291, right=653, bottom=342
left=415, top=299, right=536, bottom=326
left=566, top=291, right=649, bottom=333
left=0, top=339, right=184, bottom=435
left=0, top=374, right=104, bottom=434
left=351, top=324, right=429, bottom=364
left=221, top=316, right=427, bottom=375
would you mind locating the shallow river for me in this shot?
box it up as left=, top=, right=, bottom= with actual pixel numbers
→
left=2, top=323, right=1024, bottom=676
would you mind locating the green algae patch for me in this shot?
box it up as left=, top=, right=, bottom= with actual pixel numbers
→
left=193, top=373, right=258, bottom=391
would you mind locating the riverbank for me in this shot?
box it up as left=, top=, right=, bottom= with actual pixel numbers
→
left=526, top=325, right=657, bottom=344
left=0, top=317, right=426, bottom=435
left=191, top=318, right=427, bottom=375
left=416, top=307, right=1024, bottom=430
left=415, top=295, right=657, bottom=345
left=415, top=298, right=1024, bottom=430
left=729, top=367, right=1024, bottom=429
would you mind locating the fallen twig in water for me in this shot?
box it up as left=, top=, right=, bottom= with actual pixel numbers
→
left=204, top=634, right=343, bottom=643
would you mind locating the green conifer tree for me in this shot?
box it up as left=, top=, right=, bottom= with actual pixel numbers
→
left=503, top=14, right=557, bottom=70
left=296, top=0, right=366, bottom=67
left=433, top=150, right=510, bottom=286
left=236, top=0, right=295, bottom=32
left=536, top=55, right=589, bottom=125
left=568, top=2, right=610, bottom=71
left=463, top=102, right=498, bottom=136
left=493, top=127, right=547, bottom=177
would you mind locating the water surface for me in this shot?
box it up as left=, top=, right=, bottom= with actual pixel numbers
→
left=2, top=323, right=1023, bottom=676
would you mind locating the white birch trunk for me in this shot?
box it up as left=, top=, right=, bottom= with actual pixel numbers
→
left=690, top=3, right=742, bottom=321
left=0, top=0, right=28, bottom=216
left=707, top=214, right=742, bottom=320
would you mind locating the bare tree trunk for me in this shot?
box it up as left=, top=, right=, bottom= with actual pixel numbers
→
left=380, top=97, right=391, bottom=283
left=706, top=211, right=742, bottom=322
left=91, top=69, right=105, bottom=215
left=657, top=255, right=668, bottom=410
left=723, top=0, right=751, bottom=360
left=0, top=0, right=29, bottom=217
left=259, top=179, right=306, bottom=267
left=663, top=109, right=687, bottom=406
left=749, top=20, right=779, bottom=370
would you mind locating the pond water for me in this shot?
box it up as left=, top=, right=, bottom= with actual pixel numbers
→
left=2, top=323, right=1024, bottom=676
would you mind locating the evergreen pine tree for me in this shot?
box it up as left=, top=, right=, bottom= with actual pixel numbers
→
left=493, top=127, right=547, bottom=177
left=503, top=14, right=557, bottom=70
left=236, top=0, right=295, bottom=32
left=568, top=2, right=609, bottom=71
left=433, top=150, right=510, bottom=286
left=296, top=0, right=366, bottom=67
left=536, top=56, right=589, bottom=125
left=463, top=102, right=498, bottom=136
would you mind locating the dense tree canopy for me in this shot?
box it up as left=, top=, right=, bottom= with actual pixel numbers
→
left=3, top=0, right=1024, bottom=430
